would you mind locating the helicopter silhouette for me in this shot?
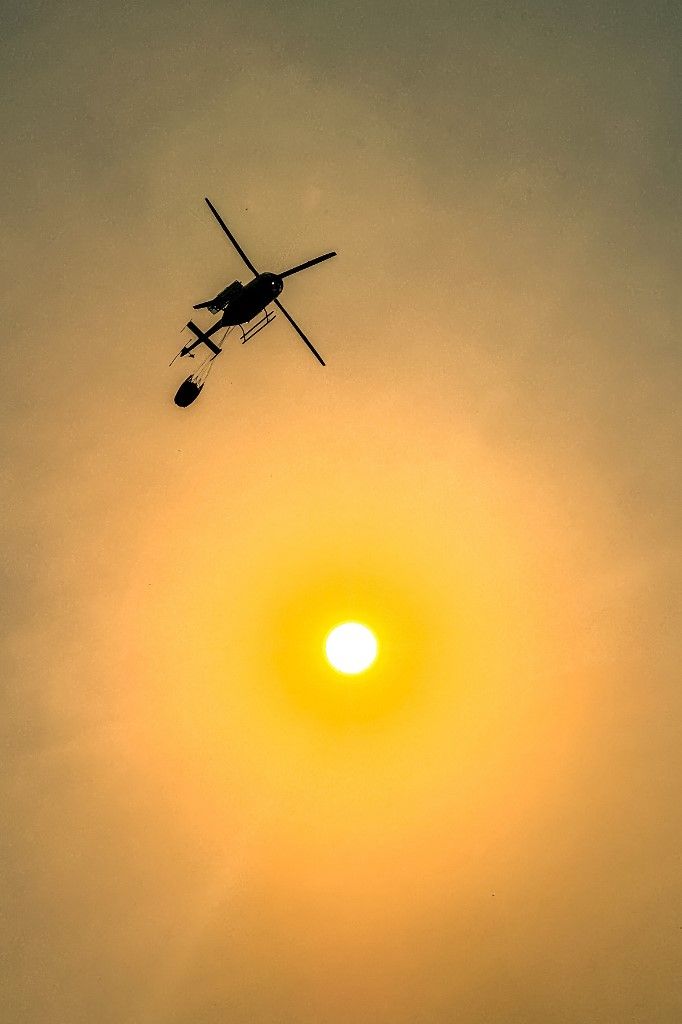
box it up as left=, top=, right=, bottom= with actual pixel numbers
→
left=172, top=198, right=336, bottom=407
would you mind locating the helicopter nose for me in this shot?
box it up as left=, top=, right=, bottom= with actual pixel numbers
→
left=271, top=275, right=283, bottom=294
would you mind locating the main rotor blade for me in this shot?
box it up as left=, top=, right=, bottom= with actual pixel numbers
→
left=204, top=197, right=258, bottom=276
left=279, top=252, right=336, bottom=279
left=274, top=299, right=326, bottom=366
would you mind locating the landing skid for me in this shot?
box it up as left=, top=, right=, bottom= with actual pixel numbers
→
left=240, top=309, right=276, bottom=344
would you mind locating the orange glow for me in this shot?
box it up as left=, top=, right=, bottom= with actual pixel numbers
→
left=5, top=10, right=678, bottom=1020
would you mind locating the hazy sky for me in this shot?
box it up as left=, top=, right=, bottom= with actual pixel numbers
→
left=2, top=2, right=680, bottom=1022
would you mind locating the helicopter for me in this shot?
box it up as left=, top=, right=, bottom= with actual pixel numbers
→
left=171, top=197, right=337, bottom=406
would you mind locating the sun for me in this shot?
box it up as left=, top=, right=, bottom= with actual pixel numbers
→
left=324, top=621, right=378, bottom=675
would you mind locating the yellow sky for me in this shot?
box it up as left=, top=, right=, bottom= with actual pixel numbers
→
left=2, top=3, right=680, bottom=1022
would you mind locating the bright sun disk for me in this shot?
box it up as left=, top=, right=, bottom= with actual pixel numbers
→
left=324, top=622, right=378, bottom=675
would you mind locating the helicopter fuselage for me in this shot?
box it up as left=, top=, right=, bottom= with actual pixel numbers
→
left=220, top=273, right=283, bottom=326
left=174, top=196, right=334, bottom=399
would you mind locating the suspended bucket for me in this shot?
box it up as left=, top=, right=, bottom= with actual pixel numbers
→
left=174, top=376, right=204, bottom=407
left=173, top=353, right=217, bottom=408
